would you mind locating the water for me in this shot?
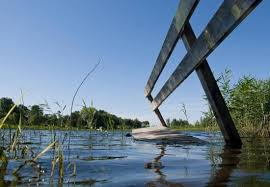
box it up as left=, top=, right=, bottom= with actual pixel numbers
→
left=0, top=130, right=270, bottom=186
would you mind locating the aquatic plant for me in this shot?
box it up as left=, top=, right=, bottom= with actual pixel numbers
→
left=198, top=69, right=270, bottom=137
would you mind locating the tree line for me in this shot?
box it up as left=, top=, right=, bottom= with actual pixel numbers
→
left=0, top=98, right=149, bottom=130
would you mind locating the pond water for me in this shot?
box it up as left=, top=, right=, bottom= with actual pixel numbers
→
left=0, top=129, right=270, bottom=186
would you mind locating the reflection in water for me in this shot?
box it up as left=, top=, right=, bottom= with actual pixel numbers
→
left=144, top=145, right=166, bottom=178
left=145, top=145, right=184, bottom=187
left=145, top=145, right=243, bottom=187
left=208, top=147, right=241, bottom=186
left=0, top=160, right=9, bottom=186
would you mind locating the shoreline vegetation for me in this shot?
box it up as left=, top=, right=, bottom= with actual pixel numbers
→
left=167, top=69, right=270, bottom=137
left=1, top=123, right=219, bottom=132
left=0, top=99, right=150, bottom=131
left=0, top=70, right=269, bottom=136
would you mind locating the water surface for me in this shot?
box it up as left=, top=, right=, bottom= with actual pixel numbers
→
left=0, top=130, right=270, bottom=186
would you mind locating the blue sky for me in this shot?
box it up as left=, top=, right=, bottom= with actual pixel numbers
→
left=0, top=0, right=269, bottom=124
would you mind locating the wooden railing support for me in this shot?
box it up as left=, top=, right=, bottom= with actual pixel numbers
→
left=144, top=0, right=262, bottom=148
left=182, top=22, right=242, bottom=148
left=147, top=95, right=167, bottom=127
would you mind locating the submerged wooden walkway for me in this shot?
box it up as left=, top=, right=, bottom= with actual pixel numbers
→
left=132, top=127, right=206, bottom=145
left=142, top=0, right=262, bottom=148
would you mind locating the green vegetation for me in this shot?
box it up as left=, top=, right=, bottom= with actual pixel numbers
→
left=169, top=69, right=270, bottom=137
left=166, top=118, right=189, bottom=129
left=201, top=69, right=270, bottom=136
left=0, top=98, right=149, bottom=130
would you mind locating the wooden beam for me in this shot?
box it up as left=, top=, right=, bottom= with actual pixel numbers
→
left=152, top=0, right=262, bottom=110
left=144, top=0, right=199, bottom=97
left=147, top=95, right=167, bottom=127
left=182, top=22, right=242, bottom=148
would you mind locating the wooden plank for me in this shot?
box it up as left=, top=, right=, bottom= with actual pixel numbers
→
left=152, top=0, right=262, bottom=110
left=132, top=126, right=206, bottom=145
left=147, top=95, right=167, bottom=127
left=182, top=22, right=242, bottom=148
left=144, top=0, right=199, bottom=97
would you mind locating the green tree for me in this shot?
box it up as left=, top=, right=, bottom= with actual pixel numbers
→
left=71, top=111, right=86, bottom=128
left=0, top=97, right=14, bottom=119
left=169, top=118, right=190, bottom=128
left=28, top=105, right=44, bottom=126
left=142, top=121, right=150, bottom=128
left=17, top=104, right=29, bottom=125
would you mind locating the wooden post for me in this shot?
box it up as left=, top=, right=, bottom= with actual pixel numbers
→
left=147, top=95, right=167, bottom=127
left=182, top=22, right=242, bottom=148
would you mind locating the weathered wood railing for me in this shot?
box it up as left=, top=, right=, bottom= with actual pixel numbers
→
left=145, top=0, right=262, bottom=148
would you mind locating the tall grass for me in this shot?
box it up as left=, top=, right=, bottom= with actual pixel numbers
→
left=199, top=69, right=270, bottom=137
left=0, top=98, right=79, bottom=185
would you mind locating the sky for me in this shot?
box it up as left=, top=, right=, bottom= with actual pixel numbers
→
left=0, top=0, right=269, bottom=125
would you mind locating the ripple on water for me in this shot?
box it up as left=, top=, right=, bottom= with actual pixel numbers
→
left=1, top=130, right=270, bottom=186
